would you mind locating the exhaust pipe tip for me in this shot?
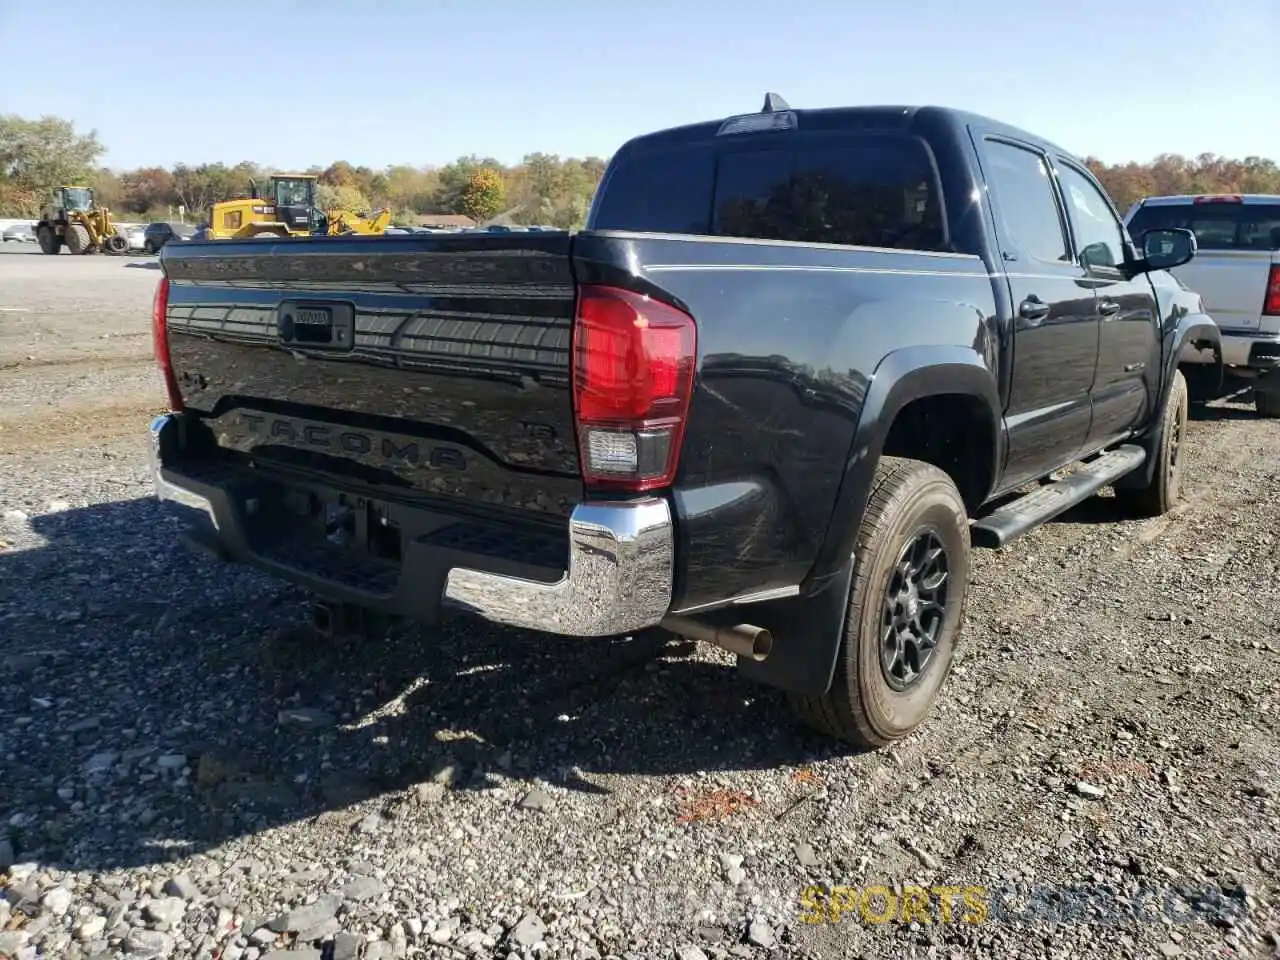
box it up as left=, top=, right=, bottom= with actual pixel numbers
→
left=744, top=626, right=773, bottom=661
left=660, top=615, right=773, bottom=662
left=312, top=601, right=335, bottom=637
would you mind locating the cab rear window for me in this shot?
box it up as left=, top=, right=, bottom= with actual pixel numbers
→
left=1127, top=201, right=1280, bottom=251
left=591, top=132, right=947, bottom=252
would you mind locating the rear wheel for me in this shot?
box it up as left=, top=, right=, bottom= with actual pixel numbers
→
left=36, top=226, right=61, bottom=255
left=1115, top=369, right=1188, bottom=517
left=64, top=223, right=91, bottom=255
left=788, top=456, right=970, bottom=748
left=1255, top=389, right=1280, bottom=419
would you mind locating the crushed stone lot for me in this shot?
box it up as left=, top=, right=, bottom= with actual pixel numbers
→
left=1, top=247, right=1278, bottom=960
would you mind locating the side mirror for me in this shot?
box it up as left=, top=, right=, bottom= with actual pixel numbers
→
left=1138, top=227, right=1196, bottom=272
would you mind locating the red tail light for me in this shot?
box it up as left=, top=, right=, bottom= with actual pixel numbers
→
left=1194, top=194, right=1242, bottom=204
left=1264, top=265, right=1280, bottom=317
left=572, top=284, right=696, bottom=492
left=152, top=276, right=184, bottom=411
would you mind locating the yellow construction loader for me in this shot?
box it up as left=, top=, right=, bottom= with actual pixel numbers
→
left=35, top=186, right=129, bottom=255
left=206, top=174, right=391, bottom=239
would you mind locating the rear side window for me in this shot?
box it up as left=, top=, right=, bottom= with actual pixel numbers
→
left=1127, top=201, right=1280, bottom=251
left=979, top=140, right=1069, bottom=264
left=589, top=142, right=717, bottom=236
left=591, top=133, right=947, bottom=252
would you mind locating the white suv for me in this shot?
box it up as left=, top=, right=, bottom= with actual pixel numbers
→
left=1124, top=194, right=1280, bottom=417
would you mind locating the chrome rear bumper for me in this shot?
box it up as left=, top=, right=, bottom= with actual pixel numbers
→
left=148, top=413, right=675, bottom=637
left=149, top=414, right=219, bottom=521
left=1182, top=330, right=1280, bottom=369
left=444, top=498, right=673, bottom=636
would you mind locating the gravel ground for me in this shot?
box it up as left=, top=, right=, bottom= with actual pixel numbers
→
left=1, top=248, right=1278, bottom=960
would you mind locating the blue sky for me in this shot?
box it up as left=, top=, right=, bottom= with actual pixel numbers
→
left=2, top=0, right=1275, bottom=171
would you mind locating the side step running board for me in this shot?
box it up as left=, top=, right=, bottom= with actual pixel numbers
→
left=971, top=444, right=1146, bottom=548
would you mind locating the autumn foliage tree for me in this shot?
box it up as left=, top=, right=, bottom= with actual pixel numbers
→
left=316, top=183, right=374, bottom=215
left=1085, top=153, right=1280, bottom=213
left=0, top=181, right=38, bottom=217
left=119, top=167, right=176, bottom=215
left=459, top=167, right=507, bottom=223
left=0, top=114, right=103, bottom=195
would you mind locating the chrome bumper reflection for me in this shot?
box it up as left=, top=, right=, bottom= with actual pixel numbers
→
left=444, top=498, right=674, bottom=637
left=149, top=413, right=218, bottom=527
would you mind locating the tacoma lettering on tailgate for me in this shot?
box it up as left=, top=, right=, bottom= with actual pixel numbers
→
left=234, top=412, right=466, bottom=469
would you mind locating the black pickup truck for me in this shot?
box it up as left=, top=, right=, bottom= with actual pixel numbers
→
left=147, top=95, right=1221, bottom=747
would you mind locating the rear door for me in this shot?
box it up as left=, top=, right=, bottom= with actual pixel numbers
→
left=1125, top=196, right=1280, bottom=334
left=976, top=135, right=1099, bottom=488
left=1053, top=158, right=1159, bottom=448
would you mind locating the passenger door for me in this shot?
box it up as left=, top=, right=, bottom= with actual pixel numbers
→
left=1054, top=159, right=1160, bottom=449
left=978, top=137, right=1100, bottom=489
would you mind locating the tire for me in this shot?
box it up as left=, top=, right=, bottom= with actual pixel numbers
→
left=103, top=234, right=128, bottom=254
left=1255, top=390, right=1280, bottom=419
left=1182, top=364, right=1219, bottom=405
left=64, top=223, right=91, bottom=255
left=36, top=226, right=61, bottom=255
left=788, top=456, right=971, bottom=748
left=1115, top=369, right=1188, bottom=518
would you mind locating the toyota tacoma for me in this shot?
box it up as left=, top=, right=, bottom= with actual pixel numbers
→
left=147, top=95, right=1220, bottom=746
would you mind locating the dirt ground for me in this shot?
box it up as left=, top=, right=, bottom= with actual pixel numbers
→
left=0, top=245, right=1277, bottom=960
left=0, top=248, right=164, bottom=458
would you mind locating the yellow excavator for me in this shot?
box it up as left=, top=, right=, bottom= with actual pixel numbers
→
left=205, top=174, right=391, bottom=239
left=35, top=186, right=129, bottom=255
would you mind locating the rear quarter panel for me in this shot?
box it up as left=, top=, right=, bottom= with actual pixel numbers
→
left=573, top=231, right=998, bottom=611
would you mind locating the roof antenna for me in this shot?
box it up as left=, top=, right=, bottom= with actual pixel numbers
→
left=761, top=92, right=791, bottom=113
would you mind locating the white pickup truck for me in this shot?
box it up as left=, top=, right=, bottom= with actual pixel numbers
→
left=1124, top=194, right=1280, bottom=417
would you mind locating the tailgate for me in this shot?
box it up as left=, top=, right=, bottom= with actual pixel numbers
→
left=159, top=233, right=583, bottom=519
left=1172, top=249, right=1279, bottom=331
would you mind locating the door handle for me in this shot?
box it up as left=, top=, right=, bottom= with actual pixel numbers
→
left=1098, top=299, right=1121, bottom=319
left=1018, top=297, right=1051, bottom=324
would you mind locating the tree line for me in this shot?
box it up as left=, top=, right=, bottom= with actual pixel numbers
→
left=0, top=115, right=606, bottom=228
left=2, top=113, right=1278, bottom=229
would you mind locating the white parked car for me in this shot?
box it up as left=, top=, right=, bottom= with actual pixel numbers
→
left=122, top=225, right=147, bottom=252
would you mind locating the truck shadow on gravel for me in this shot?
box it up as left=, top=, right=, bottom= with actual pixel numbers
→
left=0, top=496, right=842, bottom=873
left=1188, top=392, right=1266, bottom=421
left=1044, top=390, right=1259, bottom=526
left=1187, top=377, right=1261, bottom=421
